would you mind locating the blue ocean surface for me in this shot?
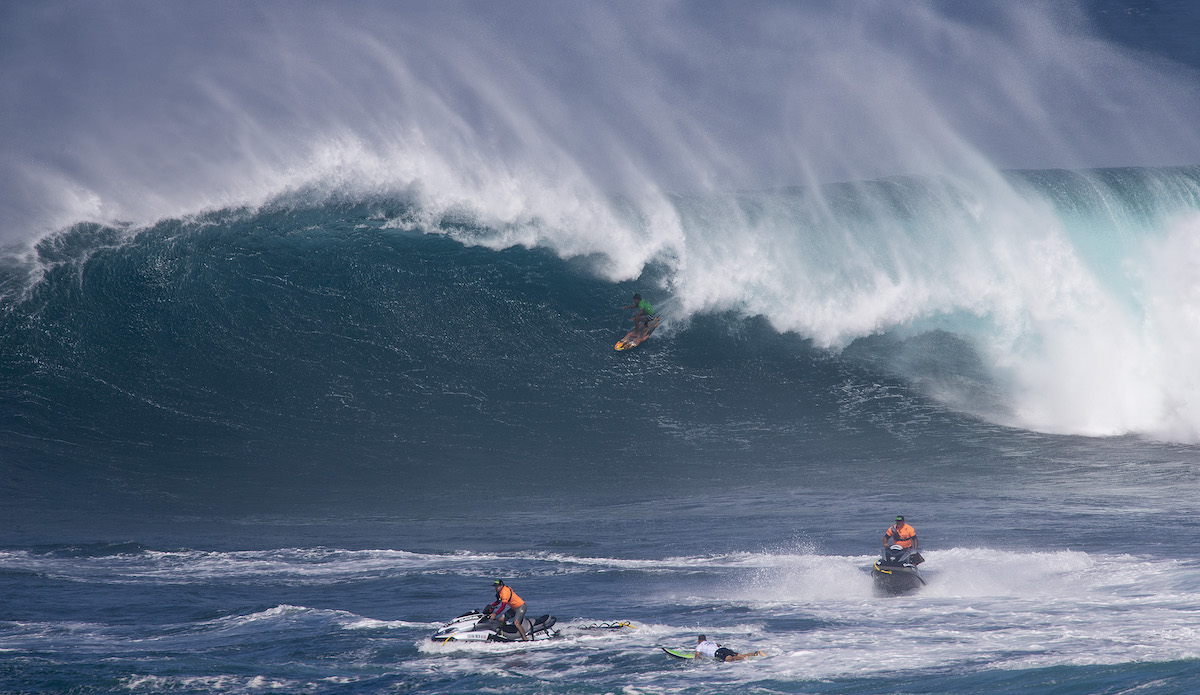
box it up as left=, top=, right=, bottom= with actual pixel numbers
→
left=3, top=2, right=1200, bottom=693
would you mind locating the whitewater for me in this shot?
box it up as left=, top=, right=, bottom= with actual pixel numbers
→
left=3, top=1, right=1200, bottom=694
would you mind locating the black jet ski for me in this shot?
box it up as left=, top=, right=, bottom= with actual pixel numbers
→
left=871, top=544, right=926, bottom=596
left=430, top=609, right=558, bottom=643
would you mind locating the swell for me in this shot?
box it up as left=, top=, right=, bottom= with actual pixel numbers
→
left=0, top=202, right=941, bottom=514
left=3, top=166, right=1200, bottom=515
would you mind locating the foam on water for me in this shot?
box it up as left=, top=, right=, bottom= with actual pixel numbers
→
left=3, top=542, right=1197, bottom=693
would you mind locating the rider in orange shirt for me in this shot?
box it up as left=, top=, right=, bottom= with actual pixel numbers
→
left=883, top=515, right=917, bottom=548
left=485, top=579, right=528, bottom=640
left=883, top=515, right=924, bottom=564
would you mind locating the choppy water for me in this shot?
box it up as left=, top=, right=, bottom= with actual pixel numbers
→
left=4, top=1, right=1200, bottom=693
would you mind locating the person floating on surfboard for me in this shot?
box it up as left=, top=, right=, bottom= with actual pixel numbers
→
left=622, top=293, right=656, bottom=330
left=694, top=634, right=765, bottom=661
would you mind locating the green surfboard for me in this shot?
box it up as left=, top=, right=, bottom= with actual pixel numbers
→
left=662, top=647, right=695, bottom=659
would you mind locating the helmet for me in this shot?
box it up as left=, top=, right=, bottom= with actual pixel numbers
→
left=493, top=579, right=504, bottom=586
left=895, top=515, right=905, bottom=523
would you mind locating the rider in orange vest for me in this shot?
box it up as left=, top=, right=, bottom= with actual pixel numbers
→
left=883, top=515, right=918, bottom=549
left=485, top=579, right=528, bottom=640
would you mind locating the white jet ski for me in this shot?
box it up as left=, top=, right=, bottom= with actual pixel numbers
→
left=430, top=609, right=558, bottom=643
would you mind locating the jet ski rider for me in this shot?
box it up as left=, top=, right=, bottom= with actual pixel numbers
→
left=485, top=579, right=528, bottom=641
left=884, top=515, right=924, bottom=564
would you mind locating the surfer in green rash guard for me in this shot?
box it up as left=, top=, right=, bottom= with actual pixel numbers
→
left=622, top=293, right=656, bottom=330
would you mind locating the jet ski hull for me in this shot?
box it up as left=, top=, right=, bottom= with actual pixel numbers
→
left=871, top=563, right=925, bottom=596
left=430, top=610, right=558, bottom=643
left=871, top=544, right=926, bottom=596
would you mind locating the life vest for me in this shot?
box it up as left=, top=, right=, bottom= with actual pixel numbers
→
left=886, top=523, right=917, bottom=548
left=637, top=298, right=654, bottom=314
left=496, top=585, right=525, bottom=608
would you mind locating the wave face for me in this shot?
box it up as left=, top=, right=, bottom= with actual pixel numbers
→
left=2, top=165, right=1200, bottom=514
left=1, top=199, right=875, bottom=512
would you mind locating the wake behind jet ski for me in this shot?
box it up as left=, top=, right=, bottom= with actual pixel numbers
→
left=872, top=543, right=926, bottom=595
left=430, top=609, right=559, bottom=643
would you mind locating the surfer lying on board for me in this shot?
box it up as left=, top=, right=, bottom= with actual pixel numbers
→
left=622, top=293, right=656, bottom=330
left=694, top=634, right=765, bottom=661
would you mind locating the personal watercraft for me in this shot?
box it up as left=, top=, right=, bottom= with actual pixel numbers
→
left=430, top=609, right=558, bottom=643
left=871, top=544, right=926, bottom=596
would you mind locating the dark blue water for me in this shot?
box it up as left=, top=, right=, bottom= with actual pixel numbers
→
left=4, top=2, right=1200, bottom=693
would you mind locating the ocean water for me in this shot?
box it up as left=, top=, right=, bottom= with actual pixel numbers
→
left=4, top=1, right=1200, bottom=693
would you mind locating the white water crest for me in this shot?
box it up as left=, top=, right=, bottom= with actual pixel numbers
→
left=4, top=1, right=1198, bottom=241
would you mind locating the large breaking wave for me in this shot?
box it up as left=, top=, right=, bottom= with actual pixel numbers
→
left=4, top=1, right=1200, bottom=508
left=3, top=166, right=1200, bottom=481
